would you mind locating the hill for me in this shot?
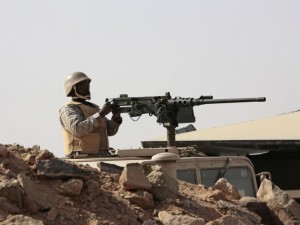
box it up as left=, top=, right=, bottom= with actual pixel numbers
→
left=0, top=143, right=299, bottom=225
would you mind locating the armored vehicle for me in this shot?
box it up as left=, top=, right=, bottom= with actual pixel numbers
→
left=66, top=146, right=262, bottom=198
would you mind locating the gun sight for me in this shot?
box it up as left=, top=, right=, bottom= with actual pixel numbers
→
left=199, top=95, right=213, bottom=100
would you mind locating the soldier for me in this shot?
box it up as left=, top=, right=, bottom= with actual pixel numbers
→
left=59, top=72, right=122, bottom=157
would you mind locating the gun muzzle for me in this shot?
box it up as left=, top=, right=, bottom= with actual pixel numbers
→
left=256, top=97, right=266, bottom=102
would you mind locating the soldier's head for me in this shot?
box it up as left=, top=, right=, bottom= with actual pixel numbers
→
left=64, top=72, right=91, bottom=100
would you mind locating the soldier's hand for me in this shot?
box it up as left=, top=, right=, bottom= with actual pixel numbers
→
left=99, top=102, right=111, bottom=117
left=112, top=111, right=122, bottom=124
left=112, top=111, right=121, bottom=118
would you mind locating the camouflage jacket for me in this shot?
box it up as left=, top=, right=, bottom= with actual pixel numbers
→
left=59, top=103, right=121, bottom=138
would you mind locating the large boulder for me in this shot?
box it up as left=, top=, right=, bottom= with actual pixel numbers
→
left=0, top=179, right=22, bottom=208
left=239, top=197, right=276, bottom=225
left=257, top=178, right=300, bottom=223
left=119, top=163, right=151, bottom=191
left=217, top=200, right=262, bottom=224
left=213, top=178, right=241, bottom=200
left=124, top=190, right=155, bottom=210
left=17, top=172, right=53, bottom=212
left=36, top=158, right=91, bottom=179
left=147, top=166, right=179, bottom=202
left=59, top=178, right=84, bottom=196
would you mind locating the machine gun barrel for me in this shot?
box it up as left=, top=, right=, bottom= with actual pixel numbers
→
left=191, top=97, right=266, bottom=105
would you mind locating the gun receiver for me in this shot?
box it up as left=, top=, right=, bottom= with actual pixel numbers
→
left=107, top=92, right=266, bottom=146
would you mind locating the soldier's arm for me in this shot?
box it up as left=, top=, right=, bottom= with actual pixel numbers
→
left=106, top=116, right=122, bottom=136
left=59, top=105, right=98, bottom=137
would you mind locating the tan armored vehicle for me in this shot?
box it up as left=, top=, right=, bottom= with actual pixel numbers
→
left=66, top=146, right=261, bottom=198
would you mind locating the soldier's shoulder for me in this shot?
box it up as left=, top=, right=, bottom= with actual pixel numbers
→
left=60, top=103, right=81, bottom=112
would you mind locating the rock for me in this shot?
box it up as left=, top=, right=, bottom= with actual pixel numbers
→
left=256, top=179, right=280, bottom=202
left=6, top=144, right=20, bottom=152
left=22, top=195, right=38, bottom=214
left=0, top=179, right=22, bottom=208
left=0, top=215, right=44, bottom=225
left=138, top=210, right=153, bottom=222
left=85, top=180, right=102, bottom=196
left=206, top=215, right=255, bottom=225
left=208, top=189, right=227, bottom=201
left=125, top=190, right=155, bottom=209
left=217, top=200, right=261, bottom=224
left=285, top=199, right=300, bottom=222
left=119, top=163, right=151, bottom=191
left=257, top=178, right=300, bottom=223
left=147, top=167, right=178, bottom=202
left=158, top=211, right=205, bottom=225
left=36, top=158, right=91, bottom=179
left=0, top=196, right=21, bottom=214
left=17, top=171, right=53, bottom=211
left=25, top=154, right=36, bottom=165
left=59, top=178, right=83, bottom=196
left=143, top=219, right=158, bottom=225
left=32, top=145, right=41, bottom=151
left=25, top=146, right=51, bottom=164
left=36, top=150, right=54, bottom=161
left=239, top=197, right=275, bottom=225
left=0, top=159, right=9, bottom=168
left=213, top=178, right=241, bottom=200
left=97, top=161, right=123, bottom=175
left=0, top=145, right=8, bottom=157
left=47, top=207, right=58, bottom=221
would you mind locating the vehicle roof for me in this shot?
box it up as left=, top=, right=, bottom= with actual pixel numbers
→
left=64, top=154, right=254, bottom=169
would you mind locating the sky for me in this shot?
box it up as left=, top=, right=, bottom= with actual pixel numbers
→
left=0, top=0, right=299, bottom=157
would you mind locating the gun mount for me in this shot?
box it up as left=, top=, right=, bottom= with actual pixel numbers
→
left=107, top=92, right=266, bottom=147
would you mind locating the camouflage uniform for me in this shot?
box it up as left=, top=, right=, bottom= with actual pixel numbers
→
left=59, top=101, right=122, bottom=156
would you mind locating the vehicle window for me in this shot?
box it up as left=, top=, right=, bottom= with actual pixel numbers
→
left=177, top=169, right=197, bottom=184
left=201, top=167, right=255, bottom=197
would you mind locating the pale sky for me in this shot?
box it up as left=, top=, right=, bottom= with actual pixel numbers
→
left=1, top=0, right=299, bottom=157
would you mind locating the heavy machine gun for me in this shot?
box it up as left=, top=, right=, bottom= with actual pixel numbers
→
left=107, top=92, right=266, bottom=147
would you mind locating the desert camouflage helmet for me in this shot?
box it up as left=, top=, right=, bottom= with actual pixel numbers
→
left=64, top=72, right=91, bottom=97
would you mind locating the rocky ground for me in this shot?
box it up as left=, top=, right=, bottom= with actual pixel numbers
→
left=0, top=143, right=299, bottom=225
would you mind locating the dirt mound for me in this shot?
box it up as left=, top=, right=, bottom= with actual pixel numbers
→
left=0, top=143, right=298, bottom=225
